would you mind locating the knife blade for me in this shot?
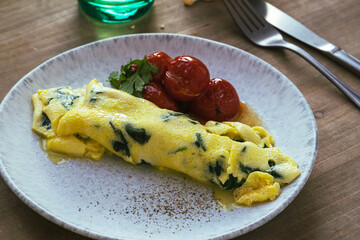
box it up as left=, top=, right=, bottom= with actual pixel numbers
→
left=247, top=0, right=360, bottom=77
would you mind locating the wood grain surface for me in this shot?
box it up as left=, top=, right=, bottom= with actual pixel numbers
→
left=1, top=0, right=359, bottom=239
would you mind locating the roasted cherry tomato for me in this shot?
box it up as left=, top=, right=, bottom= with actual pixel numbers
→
left=142, top=82, right=180, bottom=112
left=190, top=78, right=240, bottom=121
left=163, top=55, right=210, bottom=101
left=129, top=63, right=139, bottom=72
left=146, top=51, right=173, bottom=83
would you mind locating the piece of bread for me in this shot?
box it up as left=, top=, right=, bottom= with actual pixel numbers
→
left=184, top=0, right=198, bottom=6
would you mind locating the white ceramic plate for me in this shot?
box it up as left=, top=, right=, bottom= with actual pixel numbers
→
left=0, top=34, right=317, bottom=240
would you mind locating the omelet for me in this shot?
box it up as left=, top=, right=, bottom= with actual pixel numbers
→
left=31, top=79, right=300, bottom=206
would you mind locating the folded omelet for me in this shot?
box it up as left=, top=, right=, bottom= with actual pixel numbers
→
left=32, top=79, right=300, bottom=206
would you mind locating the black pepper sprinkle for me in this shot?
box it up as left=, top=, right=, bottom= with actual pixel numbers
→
left=90, top=169, right=231, bottom=236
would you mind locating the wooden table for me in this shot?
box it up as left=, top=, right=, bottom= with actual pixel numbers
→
left=1, top=0, right=359, bottom=239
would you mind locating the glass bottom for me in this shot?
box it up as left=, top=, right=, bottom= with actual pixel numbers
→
left=78, top=0, right=154, bottom=23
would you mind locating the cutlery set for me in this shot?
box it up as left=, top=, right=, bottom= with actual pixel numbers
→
left=224, top=0, right=360, bottom=108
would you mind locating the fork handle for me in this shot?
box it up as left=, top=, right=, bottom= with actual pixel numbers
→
left=327, top=48, right=360, bottom=77
left=282, top=41, right=360, bottom=108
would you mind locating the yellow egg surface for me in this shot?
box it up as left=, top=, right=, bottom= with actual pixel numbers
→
left=31, top=79, right=300, bottom=205
left=234, top=172, right=281, bottom=206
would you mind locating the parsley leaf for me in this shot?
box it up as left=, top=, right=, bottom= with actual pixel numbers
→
left=120, top=71, right=143, bottom=95
left=108, top=71, right=120, bottom=88
left=107, top=56, right=158, bottom=97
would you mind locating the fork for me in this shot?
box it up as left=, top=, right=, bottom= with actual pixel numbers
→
left=224, top=0, right=360, bottom=109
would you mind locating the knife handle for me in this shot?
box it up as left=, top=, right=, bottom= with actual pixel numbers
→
left=328, top=48, right=360, bottom=77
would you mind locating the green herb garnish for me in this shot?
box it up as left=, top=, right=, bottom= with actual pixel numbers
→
left=170, top=147, right=188, bottom=154
left=221, top=174, right=245, bottom=190
left=107, top=56, right=158, bottom=97
left=125, top=123, right=151, bottom=145
left=194, top=133, right=207, bottom=151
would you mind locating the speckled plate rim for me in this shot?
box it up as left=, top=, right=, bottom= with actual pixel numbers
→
left=0, top=33, right=318, bottom=240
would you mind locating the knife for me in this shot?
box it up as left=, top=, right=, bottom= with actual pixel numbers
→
left=247, top=0, right=360, bottom=77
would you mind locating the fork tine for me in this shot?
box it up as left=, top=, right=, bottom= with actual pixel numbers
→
left=242, top=0, right=268, bottom=28
left=224, top=0, right=254, bottom=35
left=224, top=0, right=268, bottom=34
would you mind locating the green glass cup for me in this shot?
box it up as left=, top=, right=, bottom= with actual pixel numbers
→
left=78, top=0, right=154, bottom=23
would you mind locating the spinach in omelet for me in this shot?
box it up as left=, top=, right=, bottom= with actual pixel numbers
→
left=31, top=79, right=300, bottom=206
